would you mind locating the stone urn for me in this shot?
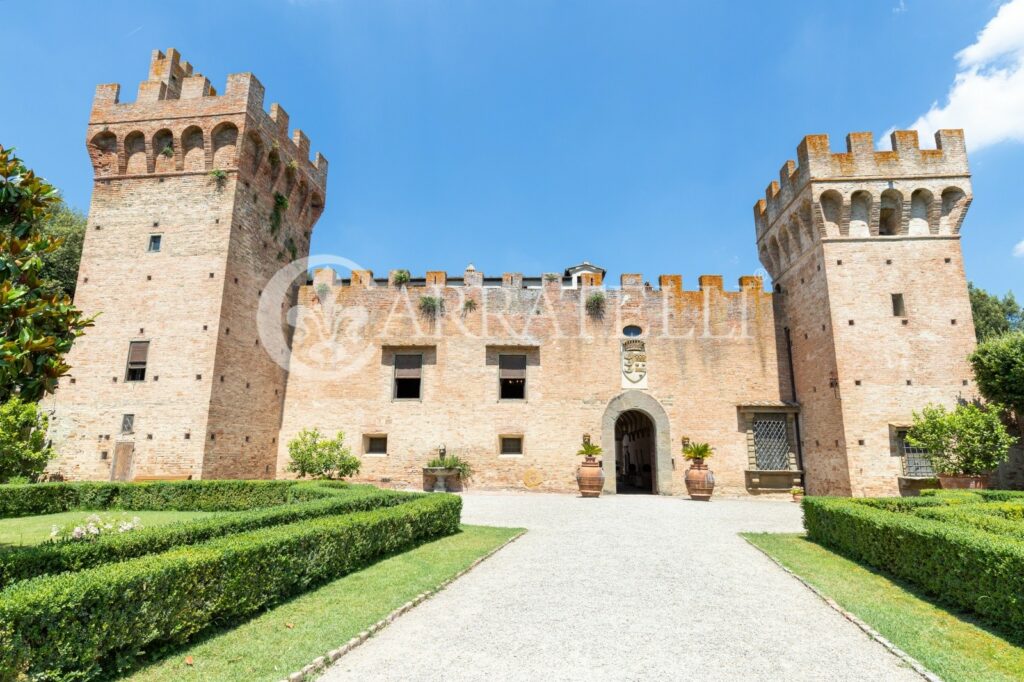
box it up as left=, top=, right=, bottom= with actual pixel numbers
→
left=684, top=458, right=716, bottom=501
left=938, top=474, right=989, bottom=490
left=576, top=456, right=605, bottom=498
left=423, top=467, right=457, bottom=492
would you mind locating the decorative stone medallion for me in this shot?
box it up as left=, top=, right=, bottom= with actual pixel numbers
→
left=522, top=468, right=543, bottom=489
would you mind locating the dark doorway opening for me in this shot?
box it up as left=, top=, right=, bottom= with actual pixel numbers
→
left=615, top=410, right=656, bottom=494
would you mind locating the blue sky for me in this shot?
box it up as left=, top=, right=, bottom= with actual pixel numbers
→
left=4, top=0, right=1022, bottom=296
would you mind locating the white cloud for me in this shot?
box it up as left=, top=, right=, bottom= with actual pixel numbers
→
left=1014, top=239, right=1024, bottom=257
left=893, top=0, right=1024, bottom=152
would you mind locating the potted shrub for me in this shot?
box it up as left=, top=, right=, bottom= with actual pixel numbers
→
left=906, top=402, right=1016, bottom=489
left=790, top=486, right=804, bottom=502
left=423, top=449, right=472, bottom=492
left=683, top=441, right=715, bottom=501
left=576, top=435, right=604, bottom=498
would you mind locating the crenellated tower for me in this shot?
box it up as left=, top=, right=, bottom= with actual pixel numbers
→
left=49, top=48, right=328, bottom=480
left=754, top=130, right=977, bottom=496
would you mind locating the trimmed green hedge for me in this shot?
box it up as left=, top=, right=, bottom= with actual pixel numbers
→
left=0, top=485, right=414, bottom=589
left=913, top=503, right=1024, bottom=541
left=804, top=496, right=1024, bottom=638
left=920, top=489, right=1024, bottom=503
left=0, top=493, right=462, bottom=680
left=0, top=479, right=344, bottom=518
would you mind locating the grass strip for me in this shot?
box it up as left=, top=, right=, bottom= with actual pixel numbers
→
left=124, top=525, right=524, bottom=682
left=744, top=532, right=1024, bottom=682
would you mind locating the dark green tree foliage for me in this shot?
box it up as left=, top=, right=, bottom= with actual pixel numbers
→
left=969, top=282, right=1022, bottom=342
left=970, top=331, right=1024, bottom=437
left=37, top=200, right=85, bottom=300
left=0, top=146, right=93, bottom=401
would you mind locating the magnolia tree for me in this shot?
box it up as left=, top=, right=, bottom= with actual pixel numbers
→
left=0, top=145, right=93, bottom=402
left=286, top=428, right=361, bottom=480
left=906, top=403, right=1016, bottom=476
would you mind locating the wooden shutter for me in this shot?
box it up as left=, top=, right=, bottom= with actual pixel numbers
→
left=499, top=354, right=527, bottom=379
left=394, top=354, right=422, bottom=378
left=112, top=442, right=134, bottom=481
left=127, top=341, right=149, bottom=365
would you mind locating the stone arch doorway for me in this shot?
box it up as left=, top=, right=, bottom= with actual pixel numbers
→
left=615, top=410, right=656, bottom=493
left=600, top=391, right=672, bottom=495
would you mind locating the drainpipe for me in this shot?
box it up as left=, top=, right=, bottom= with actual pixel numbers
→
left=784, top=327, right=806, bottom=489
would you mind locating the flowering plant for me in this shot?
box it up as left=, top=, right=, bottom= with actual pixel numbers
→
left=49, top=514, right=144, bottom=542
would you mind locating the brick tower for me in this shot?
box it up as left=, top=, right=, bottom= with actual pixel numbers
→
left=755, top=130, right=977, bottom=496
left=48, top=49, right=328, bottom=480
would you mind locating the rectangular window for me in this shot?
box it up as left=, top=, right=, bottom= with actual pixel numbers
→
left=752, top=414, right=790, bottom=470
left=393, top=354, right=422, bottom=400
left=148, top=234, right=162, bottom=252
left=121, top=414, right=135, bottom=434
left=500, top=436, right=524, bottom=455
left=499, top=354, right=527, bottom=400
left=896, top=429, right=934, bottom=477
left=366, top=435, right=388, bottom=455
left=891, top=293, right=906, bottom=317
left=125, top=341, right=149, bottom=382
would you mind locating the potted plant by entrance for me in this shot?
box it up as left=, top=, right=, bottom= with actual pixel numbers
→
left=423, top=447, right=473, bottom=492
left=576, top=435, right=604, bottom=498
left=683, top=441, right=716, bottom=501
left=790, top=486, right=804, bottom=503
left=906, top=402, right=1015, bottom=490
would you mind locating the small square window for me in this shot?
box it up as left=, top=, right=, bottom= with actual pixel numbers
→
left=500, top=436, right=523, bottom=455
left=121, top=414, right=134, bottom=434
left=367, top=436, right=388, bottom=455
left=148, top=235, right=162, bottom=252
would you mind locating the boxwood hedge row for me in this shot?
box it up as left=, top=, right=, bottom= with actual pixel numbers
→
left=0, top=479, right=344, bottom=518
left=0, top=484, right=415, bottom=589
left=0, top=492, right=462, bottom=681
left=913, top=503, right=1024, bottom=541
left=803, top=496, right=1024, bottom=638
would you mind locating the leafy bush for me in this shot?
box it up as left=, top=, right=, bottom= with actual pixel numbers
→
left=804, top=496, right=1024, bottom=638
left=970, top=331, right=1024, bottom=435
left=585, top=292, right=606, bottom=318
left=0, top=484, right=410, bottom=588
left=0, top=494, right=462, bottom=680
left=419, top=295, right=444, bottom=317
left=682, top=442, right=714, bottom=460
left=287, top=429, right=361, bottom=479
left=0, top=398, right=54, bottom=483
left=392, top=269, right=410, bottom=286
left=577, top=438, right=603, bottom=458
left=0, top=479, right=341, bottom=519
left=906, top=402, right=1016, bottom=475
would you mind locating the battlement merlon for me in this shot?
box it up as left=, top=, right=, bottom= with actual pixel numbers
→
left=753, top=129, right=970, bottom=232
left=88, top=48, right=328, bottom=187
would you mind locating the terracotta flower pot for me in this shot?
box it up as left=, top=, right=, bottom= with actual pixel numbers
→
left=684, top=458, right=715, bottom=501
left=792, top=493, right=804, bottom=503
left=576, top=456, right=605, bottom=498
left=938, top=474, right=989, bottom=490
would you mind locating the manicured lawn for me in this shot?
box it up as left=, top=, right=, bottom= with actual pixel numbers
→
left=744, top=532, right=1024, bottom=682
left=124, top=524, right=523, bottom=682
left=0, top=510, right=221, bottom=549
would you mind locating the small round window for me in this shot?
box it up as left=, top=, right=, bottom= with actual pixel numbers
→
left=622, top=325, right=643, bottom=337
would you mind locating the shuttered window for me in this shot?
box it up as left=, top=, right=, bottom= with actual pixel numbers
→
left=499, top=354, right=527, bottom=400
left=394, top=354, right=422, bottom=400
left=125, top=341, right=149, bottom=382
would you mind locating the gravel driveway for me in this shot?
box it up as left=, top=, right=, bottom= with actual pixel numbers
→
left=321, top=493, right=919, bottom=681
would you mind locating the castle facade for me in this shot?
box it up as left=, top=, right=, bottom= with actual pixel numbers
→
left=48, top=50, right=979, bottom=497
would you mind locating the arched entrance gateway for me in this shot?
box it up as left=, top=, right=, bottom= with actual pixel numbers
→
left=600, top=391, right=672, bottom=495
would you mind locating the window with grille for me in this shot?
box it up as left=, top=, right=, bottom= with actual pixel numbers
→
left=499, top=354, right=527, bottom=400
left=366, top=435, right=387, bottom=455
left=896, top=430, right=934, bottom=477
left=121, top=414, right=134, bottom=434
left=753, top=415, right=790, bottom=470
left=500, top=436, right=523, bottom=455
left=125, top=341, right=149, bottom=382
left=393, top=354, right=422, bottom=400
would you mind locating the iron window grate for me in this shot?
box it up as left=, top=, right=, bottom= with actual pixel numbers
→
left=753, top=417, right=790, bottom=470
left=898, top=431, right=935, bottom=477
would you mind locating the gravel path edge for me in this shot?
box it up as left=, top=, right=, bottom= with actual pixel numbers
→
left=742, top=536, right=942, bottom=682
left=278, top=529, right=527, bottom=682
